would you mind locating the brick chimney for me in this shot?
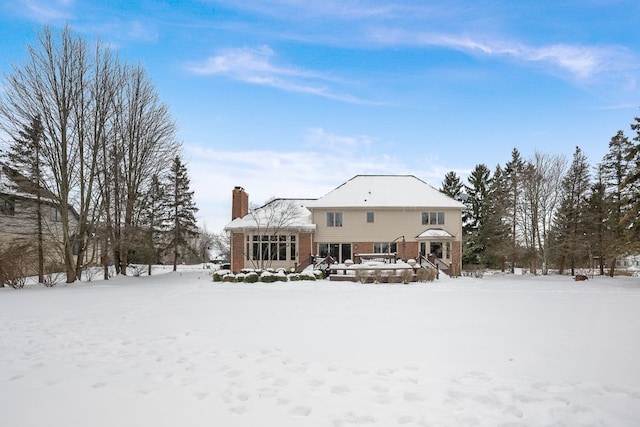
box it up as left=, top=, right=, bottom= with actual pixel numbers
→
left=232, top=186, right=249, bottom=220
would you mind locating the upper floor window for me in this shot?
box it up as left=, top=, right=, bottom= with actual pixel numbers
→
left=49, top=207, right=62, bottom=222
left=422, top=211, right=445, bottom=225
left=327, top=212, right=343, bottom=227
left=0, top=197, right=15, bottom=216
left=366, top=212, right=374, bottom=223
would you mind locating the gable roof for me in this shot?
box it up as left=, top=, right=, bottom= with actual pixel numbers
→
left=0, top=163, right=57, bottom=202
left=305, top=175, right=465, bottom=209
left=225, top=198, right=316, bottom=231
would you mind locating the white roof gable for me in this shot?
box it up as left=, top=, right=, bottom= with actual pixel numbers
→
left=305, top=175, right=465, bottom=209
left=225, top=198, right=316, bottom=231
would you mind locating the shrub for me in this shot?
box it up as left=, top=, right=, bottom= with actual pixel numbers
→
left=213, top=269, right=232, bottom=282
left=289, top=273, right=300, bottom=281
left=260, top=272, right=277, bottom=283
left=401, top=269, right=413, bottom=284
left=244, top=272, right=259, bottom=283
left=416, top=267, right=437, bottom=282
left=222, top=274, right=237, bottom=283
left=299, top=271, right=317, bottom=281
left=129, top=264, right=147, bottom=277
left=372, top=269, right=382, bottom=284
left=355, top=269, right=369, bottom=284
left=82, top=266, right=102, bottom=282
left=0, top=244, right=32, bottom=289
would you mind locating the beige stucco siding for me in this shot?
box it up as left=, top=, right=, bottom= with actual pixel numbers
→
left=312, top=207, right=462, bottom=242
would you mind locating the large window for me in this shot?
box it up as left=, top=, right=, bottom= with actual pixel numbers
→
left=251, top=234, right=296, bottom=261
left=373, top=242, right=397, bottom=253
left=327, top=212, right=343, bottom=227
left=422, top=211, right=445, bottom=225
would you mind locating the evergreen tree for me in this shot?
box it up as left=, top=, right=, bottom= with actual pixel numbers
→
left=463, top=164, right=491, bottom=266
left=484, top=165, right=512, bottom=270
left=554, top=146, right=591, bottom=275
left=140, top=174, right=170, bottom=275
left=165, top=156, right=199, bottom=271
left=624, top=114, right=640, bottom=251
left=440, top=171, right=464, bottom=200
left=586, top=166, right=607, bottom=275
left=504, top=148, right=525, bottom=272
left=4, top=115, right=46, bottom=283
left=601, top=131, right=633, bottom=276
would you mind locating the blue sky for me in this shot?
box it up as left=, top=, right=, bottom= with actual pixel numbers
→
left=1, top=0, right=640, bottom=233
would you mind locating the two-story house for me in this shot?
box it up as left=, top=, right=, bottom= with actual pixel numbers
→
left=225, top=175, right=465, bottom=276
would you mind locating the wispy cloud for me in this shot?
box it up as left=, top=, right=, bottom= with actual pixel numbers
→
left=370, top=29, right=636, bottom=83
left=304, top=127, right=376, bottom=151
left=187, top=46, right=379, bottom=104
left=14, top=0, right=74, bottom=21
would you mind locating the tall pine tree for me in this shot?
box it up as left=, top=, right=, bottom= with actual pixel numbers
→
left=601, top=131, right=633, bottom=276
left=624, top=115, right=640, bottom=251
left=140, top=174, right=170, bottom=275
left=165, top=156, right=198, bottom=271
left=463, top=164, right=491, bottom=266
left=504, top=148, right=525, bottom=272
left=554, top=146, right=591, bottom=275
left=440, top=171, right=464, bottom=200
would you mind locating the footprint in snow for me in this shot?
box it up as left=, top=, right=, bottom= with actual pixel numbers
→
left=229, top=406, right=248, bottom=415
left=290, top=406, right=312, bottom=416
left=331, top=385, right=351, bottom=395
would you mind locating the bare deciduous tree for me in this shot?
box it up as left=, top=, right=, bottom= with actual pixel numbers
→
left=246, top=199, right=303, bottom=270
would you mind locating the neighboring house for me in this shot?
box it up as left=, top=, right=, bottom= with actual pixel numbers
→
left=616, top=255, right=640, bottom=272
left=225, top=175, right=465, bottom=276
left=0, top=163, right=86, bottom=272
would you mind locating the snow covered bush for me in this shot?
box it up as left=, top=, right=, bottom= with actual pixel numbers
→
left=299, top=271, right=317, bottom=281
left=42, top=271, right=64, bottom=287
left=260, top=272, right=277, bottom=283
left=222, top=274, right=237, bottom=283
left=212, top=269, right=231, bottom=282
left=129, top=264, right=147, bottom=277
left=244, top=272, right=259, bottom=283
left=288, top=273, right=300, bottom=281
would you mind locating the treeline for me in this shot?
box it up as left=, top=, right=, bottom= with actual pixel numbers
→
left=441, top=115, right=640, bottom=276
left=0, top=25, right=198, bottom=284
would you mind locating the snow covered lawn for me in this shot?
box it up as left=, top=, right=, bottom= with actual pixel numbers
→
left=2, top=269, right=639, bottom=426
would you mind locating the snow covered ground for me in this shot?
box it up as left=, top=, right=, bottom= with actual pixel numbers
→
left=2, top=268, right=639, bottom=426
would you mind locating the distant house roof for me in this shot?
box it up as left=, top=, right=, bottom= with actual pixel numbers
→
left=305, top=175, right=466, bottom=209
left=225, top=198, right=316, bottom=231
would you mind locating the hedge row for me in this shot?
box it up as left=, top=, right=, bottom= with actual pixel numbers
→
left=213, top=268, right=323, bottom=283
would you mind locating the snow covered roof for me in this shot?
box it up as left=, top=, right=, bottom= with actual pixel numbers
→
left=0, top=162, right=56, bottom=203
left=225, top=198, right=316, bottom=232
left=305, top=175, right=466, bottom=209
left=416, top=228, right=455, bottom=239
